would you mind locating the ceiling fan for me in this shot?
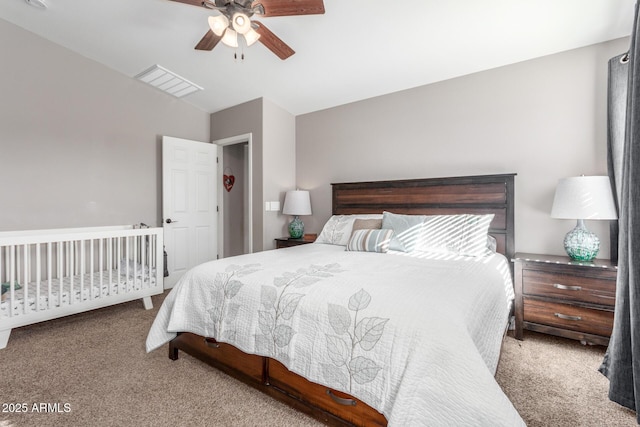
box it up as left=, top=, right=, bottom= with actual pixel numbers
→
left=170, top=0, right=325, bottom=60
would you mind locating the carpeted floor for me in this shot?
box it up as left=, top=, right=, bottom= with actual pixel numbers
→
left=0, top=291, right=636, bottom=427
left=497, top=331, right=636, bottom=426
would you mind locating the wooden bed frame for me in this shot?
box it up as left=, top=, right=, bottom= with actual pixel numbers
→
left=168, top=173, right=516, bottom=426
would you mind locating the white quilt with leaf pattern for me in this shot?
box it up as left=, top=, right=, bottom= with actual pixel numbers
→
left=147, top=243, right=524, bottom=426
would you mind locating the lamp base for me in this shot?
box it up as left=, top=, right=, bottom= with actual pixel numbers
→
left=563, top=219, right=600, bottom=262
left=288, top=216, right=304, bottom=239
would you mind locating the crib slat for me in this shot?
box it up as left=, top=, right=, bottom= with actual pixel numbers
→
left=141, top=235, right=147, bottom=287
left=90, top=238, right=94, bottom=300
left=133, top=236, right=137, bottom=292
left=107, top=238, right=112, bottom=292
left=9, top=245, right=15, bottom=317
left=127, top=237, right=131, bottom=292
left=117, top=237, right=122, bottom=294
left=36, top=243, right=41, bottom=312
left=58, top=241, right=63, bottom=307
left=80, top=240, right=85, bottom=303
left=69, top=241, right=74, bottom=305
left=99, top=238, right=103, bottom=295
left=47, top=243, right=52, bottom=310
left=16, top=246, right=21, bottom=288
left=23, top=245, right=29, bottom=314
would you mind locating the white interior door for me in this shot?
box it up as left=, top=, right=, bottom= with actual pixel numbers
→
left=162, top=136, right=217, bottom=289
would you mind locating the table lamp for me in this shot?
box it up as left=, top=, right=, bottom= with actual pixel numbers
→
left=282, top=190, right=312, bottom=239
left=550, top=176, right=617, bottom=261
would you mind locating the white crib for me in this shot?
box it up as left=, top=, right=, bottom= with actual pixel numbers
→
left=0, top=225, right=163, bottom=349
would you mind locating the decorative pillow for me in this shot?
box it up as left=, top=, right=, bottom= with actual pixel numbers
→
left=351, top=218, right=383, bottom=235
left=381, top=212, right=426, bottom=252
left=346, top=229, right=393, bottom=253
left=416, top=214, right=495, bottom=256
left=316, top=214, right=383, bottom=246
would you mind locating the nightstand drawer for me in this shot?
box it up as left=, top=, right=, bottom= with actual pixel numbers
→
left=523, top=297, right=614, bottom=337
left=522, top=269, right=616, bottom=306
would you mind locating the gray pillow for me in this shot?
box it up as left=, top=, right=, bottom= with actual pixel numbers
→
left=381, top=211, right=426, bottom=252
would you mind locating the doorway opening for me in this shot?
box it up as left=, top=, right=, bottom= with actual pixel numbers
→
left=214, top=133, right=253, bottom=257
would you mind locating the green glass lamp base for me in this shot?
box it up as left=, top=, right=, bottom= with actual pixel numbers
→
left=288, top=216, right=304, bottom=239
left=563, top=219, right=600, bottom=262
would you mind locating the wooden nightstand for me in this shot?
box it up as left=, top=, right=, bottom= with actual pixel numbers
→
left=513, top=252, right=617, bottom=346
left=275, top=237, right=315, bottom=249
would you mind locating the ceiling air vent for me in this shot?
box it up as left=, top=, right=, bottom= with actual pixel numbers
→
left=134, top=65, right=203, bottom=98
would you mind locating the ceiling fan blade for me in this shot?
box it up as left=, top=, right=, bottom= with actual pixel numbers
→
left=252, top=0, right=325, bottom=17
left=169, top=0, right=206, bottom=7
left=195, top=29, right=222, bottom=50
left=254, top=21, right=295, bottom=60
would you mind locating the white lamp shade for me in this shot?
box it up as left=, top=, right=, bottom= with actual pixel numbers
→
left=551, top=176, right=617, bottom=220
left=208, top=15, right=229, bottom=37
left=244, top=27, right=261, bottom=46
left=232, top=12, right=252, bottom=35
left=221, top=28, right=238, bottom=48
left=283, top=190, right=312, bottom=216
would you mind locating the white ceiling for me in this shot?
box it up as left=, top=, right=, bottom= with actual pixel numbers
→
left=0, top=0, right=635, bottom=115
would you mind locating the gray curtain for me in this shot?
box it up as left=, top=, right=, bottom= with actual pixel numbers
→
left=599, top=2, right=640, bottom=423
left=608, top=51, right=627, bottom=262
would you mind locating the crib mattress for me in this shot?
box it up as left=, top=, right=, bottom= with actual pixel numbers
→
left=1, top=269, right=156, bottom=318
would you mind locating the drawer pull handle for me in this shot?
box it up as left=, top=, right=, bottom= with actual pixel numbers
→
left=204, top=338, right=220, bottom=349
left=554, top=313, right=582, bottom=321
left=553, top=283, right=582, bottom=291
left=326, top=389, right=357, bottom=406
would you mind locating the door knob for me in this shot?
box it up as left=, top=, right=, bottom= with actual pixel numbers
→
left=165, top=218, right=178, bottom=224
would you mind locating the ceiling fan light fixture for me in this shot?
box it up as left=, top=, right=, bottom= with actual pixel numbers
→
left=232, top=12, right=252, bottom=34
left=208, top=14, right=229, bottom=37
left=244, top=28, right=261, bottom=46
left=221, top=28, right=239, bottom=48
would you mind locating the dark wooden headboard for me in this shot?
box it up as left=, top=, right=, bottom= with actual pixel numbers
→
left=331, top=173, right=516, bottom=262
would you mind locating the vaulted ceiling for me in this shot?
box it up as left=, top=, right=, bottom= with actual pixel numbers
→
left=0, top=0, right=634, bottom=115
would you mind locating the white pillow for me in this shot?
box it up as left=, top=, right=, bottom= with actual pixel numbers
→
left=415, top=214, right=495, bottom=256
left=316, top=214, right=383, bottom=246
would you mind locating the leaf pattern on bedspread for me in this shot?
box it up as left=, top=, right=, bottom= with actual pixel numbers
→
left=323, top=288, right=388, bottom=402
left=318, top=216, right=351, bottom=244
left=207, top=263, right=262, bottom=340
left=255, top=263, right=343, bottom=364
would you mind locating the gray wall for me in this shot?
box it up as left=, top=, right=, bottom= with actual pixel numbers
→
left=0, top=19, right=210, bottom=231
left=262, top=99, right=296, bottom=249
left=296, top=37, right=630, bottom=259
left=2, top=14, right=627, bottom=259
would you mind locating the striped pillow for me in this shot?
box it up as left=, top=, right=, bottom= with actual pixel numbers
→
left=346, top=229, right=393, bottom=253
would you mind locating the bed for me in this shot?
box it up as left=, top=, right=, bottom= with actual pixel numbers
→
left=1, top=225, right=163, bottom=349
left=146, top=174, right=524, bottom=426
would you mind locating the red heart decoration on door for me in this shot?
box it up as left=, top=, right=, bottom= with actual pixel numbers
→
left=223, top=174, right=235, bottom=192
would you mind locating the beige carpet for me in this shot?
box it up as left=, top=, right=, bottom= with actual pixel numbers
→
left=0, top=292, right=635, bottom=427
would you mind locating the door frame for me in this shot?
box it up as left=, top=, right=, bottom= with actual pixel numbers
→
left=213, top=133, right=253, bottom=256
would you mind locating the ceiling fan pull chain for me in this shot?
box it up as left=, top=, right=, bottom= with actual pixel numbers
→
left=233, top=47, right=245, bottom=62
